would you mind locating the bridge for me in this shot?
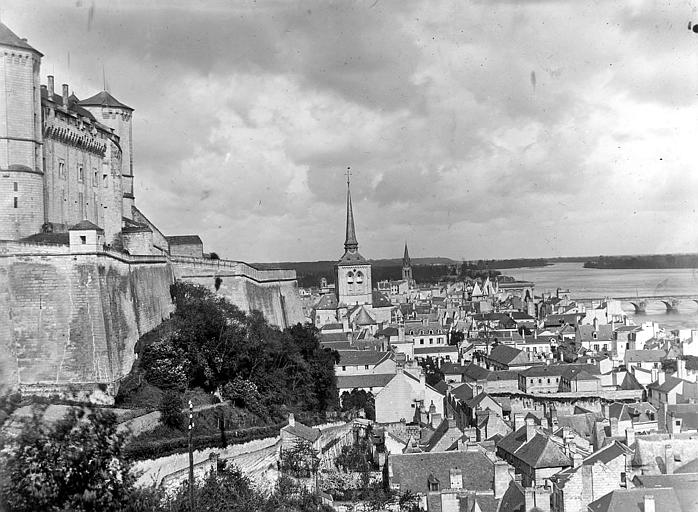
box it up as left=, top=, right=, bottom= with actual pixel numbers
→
left=578, top=294, right=698, bottom=313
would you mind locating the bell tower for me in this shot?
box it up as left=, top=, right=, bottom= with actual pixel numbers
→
left=402, top=242, right=414, bottom=286
left=336, top=170, right=372, bottom=306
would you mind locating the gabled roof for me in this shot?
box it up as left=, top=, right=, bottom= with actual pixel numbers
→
left=336, top=373, right=394, bottom=390
left=69, top=220, right=104, bottom=232
left=450, top=383, right=476, bottom=402
left=625, top=349, right=666, bottom=362
left=462, top=363, right=491, bottom=381
left=78, top=90, right=133, bottom=111
left=588, top=487, right=682, bottom=512
left=372, top=290, right=392, bottom=307
left=390, top=451, right=494, bottom=494
left=167, top=235, right=203, bottom=245
left=0, top=22, right=42, bottom=54
left=497, top=426, right=571, bottom=469
left=315, top=294, right=338, bottom=310
left=337, top=350, right=390, bottom=367
left=647, top=376, right=684, bottom=393
left=337, top=250, right=368, bottom=266
left=577, top=324, right=614, bottom=342
left=281, top=420, right=320, bottom=443
left=354, top=306, right=376, bottom=325
left=488, top=345, right=529, bottom=366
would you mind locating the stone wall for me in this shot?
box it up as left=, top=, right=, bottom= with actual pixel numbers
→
left=0, top=242, right=174, bottom=398
left=171, top=257, right=305, bottom=328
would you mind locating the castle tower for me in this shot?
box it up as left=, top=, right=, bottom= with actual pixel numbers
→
left=336, top=174, right=372, bottom=306
left=402, top=242, right=413, bottom=284
left=0, top=22, right=45, bottom=239
left=79, top=91, right=135, bottom=219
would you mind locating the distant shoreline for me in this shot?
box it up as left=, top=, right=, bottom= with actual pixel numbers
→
left=583, top=254, right=698, bottom=270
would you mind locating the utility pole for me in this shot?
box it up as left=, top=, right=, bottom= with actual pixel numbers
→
left=188, top=399, right=194, bottom=510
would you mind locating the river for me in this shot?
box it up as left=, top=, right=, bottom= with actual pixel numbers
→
left=504, top=262, right=698, bottom=331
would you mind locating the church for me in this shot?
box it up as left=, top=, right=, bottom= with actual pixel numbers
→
left=312, top=176, right=395, bottom=332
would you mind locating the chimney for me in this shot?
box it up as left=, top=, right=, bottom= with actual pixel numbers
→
left=658, top=371, right=665, bottom=385
left=526, top=422, right=536, bottom=443
left=47, top=75, right=54, bottom=98
left=644, top=495, right=655, bottom=512
left=593, top=317, right=599, bottom=331
left=534, top=487, right=552, bottom=512
left=625, top=427, right=635, bottom=448
left=664, top=444, right=674, bottom=475
left=288, top=412, right=295, bottom=427
left=677, top=358, right=686, bottom=379
left=494, top=460, right=511, bottom=499
left=523, top=488, right=535, bottom=512
left=514, top=413, right=525, bottom=431
left=572, top=451, right=583, bottom=468
left=62, top=83, right=69, bottom=109
left=610, top=417, right=619, bottom=436
left=419, top=370, right=426, bottom=387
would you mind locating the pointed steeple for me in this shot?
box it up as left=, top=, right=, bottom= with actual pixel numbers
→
left=403, top=242, right=411, bottom=268
left=344, top=171, right=359, bottom=253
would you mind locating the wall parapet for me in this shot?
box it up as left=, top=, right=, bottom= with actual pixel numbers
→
left=169, top=256, right=296, bottom=282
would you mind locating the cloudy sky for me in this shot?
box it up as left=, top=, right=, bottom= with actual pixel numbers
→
left=4, top=0, right=698, bottom=262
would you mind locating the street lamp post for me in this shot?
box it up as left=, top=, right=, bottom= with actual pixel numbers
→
left=188, top=400, right=194, bottom=510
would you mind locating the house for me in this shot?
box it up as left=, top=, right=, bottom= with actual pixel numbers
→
left=587, top=488, right=684, bottom=512
left=387, top=449, right=510, bottom=512
left=624, top=349, right=666, bottom=372
left=335, top=350, right=397, bottom=395
left=550, top=441, right=633, bottom=512
left=484, top=345, right=535, bottom=371
left=576, top=323, right=614, bottom=354
left=558, top=367, right=600, bottom=393
left=405, top=321, right=448, bottom=347
left=374, top=369, right=445, bottom=424
left=496, top=420, right=573, bottom=487
left=279, top=413, right=321, bottom=452
left=647, top=375, right=698, bottom=409
left=518, top=365, right=569, bottom=394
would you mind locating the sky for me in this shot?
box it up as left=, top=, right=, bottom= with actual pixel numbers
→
left=3, top=0, right=698, bottom=262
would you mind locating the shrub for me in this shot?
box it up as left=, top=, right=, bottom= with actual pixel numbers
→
left=159, top=391, right=183, bottom=430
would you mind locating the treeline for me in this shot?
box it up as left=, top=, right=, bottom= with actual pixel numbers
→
left=135, top=282, right=339, bottom=420
left=584, top=254, right=698, bottom=269
left=462, top=258, right=549, bottom=269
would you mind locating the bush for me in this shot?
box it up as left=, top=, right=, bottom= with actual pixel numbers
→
left=140, top=340, right=188, bottom=390
left=159, top=391, right=183, bottom=430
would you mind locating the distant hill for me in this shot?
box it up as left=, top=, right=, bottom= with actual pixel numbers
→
left=252, top=257, right=458, bottom=271
left=584, top=253, right=698, bottom=269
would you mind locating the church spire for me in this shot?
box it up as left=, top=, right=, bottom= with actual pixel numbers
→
left=403, top=242, right=411, bottom=268
left=344, top=169, right=358, bottom=253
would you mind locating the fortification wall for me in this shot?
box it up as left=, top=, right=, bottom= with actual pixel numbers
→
left=171, top=257, right=305, bottom=328
left=0, top=242, right=174, bottom=399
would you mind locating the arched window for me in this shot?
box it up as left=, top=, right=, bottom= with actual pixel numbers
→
left=347, top=271, right=354, bottom=293
left=356, top=271, right=363, bottom=284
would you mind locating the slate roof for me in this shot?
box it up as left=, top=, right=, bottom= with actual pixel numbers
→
left=577, top=324, right=614, bottom=342
left=320, top=323, right=343, bottom=331
left=372, top=290, right=392, bottom=307
left=633, top=473, right=698, bottom=512
left=560, top=366, right=599, bottom=382
left=588, top=487, right=682, bottom=512
left=647, top=376, right=684, bottom=393
left=319, top=332, right=348, bottom=343
left=337, top=350, right=390, bottom=367
left=281, top=420, right=320, bottom=443
left=389, top=451, right=494, bottom=494
left=424, top=418, right=463, bottom=452
left=167, top=235, right=203, bottom=245
left=488, top=345, right=529, bottom=366
left=450, top=383, right=476, bottom=402
left=336, top=374, right=395, bottom=390
left=353, top=306, right=376, bottom=326
left=78, top=90, right=133, bottom=111
left=69, top=220, right=104, bottom=232
left=625, top=349, right=666, bottom=363
left=314, top=294, right=338, bottom=310
left=414, top=346, right=458, bottom=355
left=21, top=232, right=70, bottom=245
left=0, top=22, right=42, bottom=54
left=462, top=363, right=491, bottom=381
left=376, top=326, right=399, bottom=337
left=337, top=250, right=368, bottom=266
left=497, top=426, right=571, bottom=469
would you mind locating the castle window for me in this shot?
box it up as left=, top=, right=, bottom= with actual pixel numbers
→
left=13, top=197, right=18, bottom=208
left=80, top=236, right=86, bottom=244
left=93, top=169, right=98, bottom=187
left=78, top=165, right=84, bottom=182
left=13, top=182, right=17, bottom=191
left=58, top=161, right=66, bottom=179
left=103, top=174, right=108, bottom=188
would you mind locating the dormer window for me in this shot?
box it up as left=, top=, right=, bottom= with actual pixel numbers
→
left=592, top=332, right=597, bottom=340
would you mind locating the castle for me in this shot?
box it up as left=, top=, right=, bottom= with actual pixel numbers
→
left=0, top=22, right=303, bottom=401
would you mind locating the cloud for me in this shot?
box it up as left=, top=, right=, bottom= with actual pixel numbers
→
left=2, top=0, right=697, bottom=262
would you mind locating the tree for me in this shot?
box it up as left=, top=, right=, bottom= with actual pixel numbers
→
left=0, top=406, right=160, bottom=512
left=280, top=440, right=321, bottom=479
left=159, top=390, right=184, bottom=430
